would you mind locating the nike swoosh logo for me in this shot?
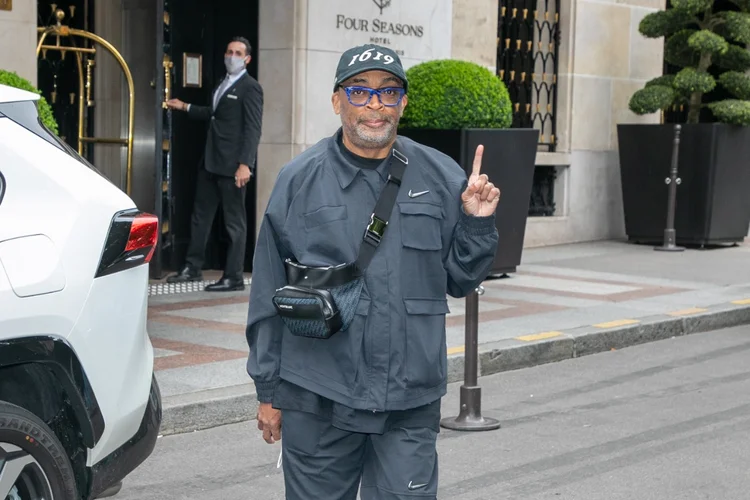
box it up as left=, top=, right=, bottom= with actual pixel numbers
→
left=408, top=481, right=428, bottom=490
left=408, top=189, right=429, bottom=198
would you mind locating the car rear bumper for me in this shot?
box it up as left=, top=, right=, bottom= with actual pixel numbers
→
left=87, top=375, right=162, bottom=499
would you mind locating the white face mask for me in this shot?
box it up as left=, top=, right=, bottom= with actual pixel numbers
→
left=224, top=55, right=246, bottom=75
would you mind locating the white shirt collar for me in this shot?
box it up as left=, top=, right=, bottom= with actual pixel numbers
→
left=224, top=71, right=246, bottom=87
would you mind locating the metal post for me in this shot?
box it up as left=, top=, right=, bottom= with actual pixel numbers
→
left=440, top=285, right=501, bottom=431
left=655, top=124, right=685, bottom=252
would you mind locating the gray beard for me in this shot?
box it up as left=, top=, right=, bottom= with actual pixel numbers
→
left=343, top=110, right=402, bottom=150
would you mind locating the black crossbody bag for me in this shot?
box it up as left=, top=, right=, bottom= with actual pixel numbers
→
left=271, top=148, right=409, bottom=339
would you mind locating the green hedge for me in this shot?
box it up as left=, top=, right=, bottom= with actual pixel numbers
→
left=0, top=69, right=59, bottom=134
left=399, top=59, right=512, bottom=130
left=630, top=3, right=750, bottom=125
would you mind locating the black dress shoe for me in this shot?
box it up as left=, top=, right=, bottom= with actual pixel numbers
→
left=166, top=266, right=203, bottom=284
left=204, top=277, right=245, bottom=292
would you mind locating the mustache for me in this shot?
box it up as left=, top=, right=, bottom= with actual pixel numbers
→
left=357, top=113, right=395, bottom=124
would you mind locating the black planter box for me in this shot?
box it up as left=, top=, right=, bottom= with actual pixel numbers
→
left=617, top=123, right=750, bottom=246
left=398, top=127, right=539, bottom=275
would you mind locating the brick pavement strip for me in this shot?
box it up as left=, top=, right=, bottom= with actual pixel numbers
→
left=156, top=298, right=750, bottom=436
left=145, top=270, right=700, bottom=379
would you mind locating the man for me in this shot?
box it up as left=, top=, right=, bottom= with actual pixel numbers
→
left=245, top=44, right=499, bottom=499
left=165, top=36, right=263, bottom=292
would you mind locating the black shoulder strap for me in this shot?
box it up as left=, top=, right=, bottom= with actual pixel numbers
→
left=354, top=147, right=408, bottom=272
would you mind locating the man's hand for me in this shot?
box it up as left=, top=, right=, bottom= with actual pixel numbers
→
left=257, top=403, right=282, bottom=444
left=166, top=98, right=188, bottom=111
left=461, top=145, right=501, bottom=217
left=235, top=164, right=252, bottom=188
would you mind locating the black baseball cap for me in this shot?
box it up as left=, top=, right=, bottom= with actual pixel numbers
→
left=333, top=44, right=408, bottom=93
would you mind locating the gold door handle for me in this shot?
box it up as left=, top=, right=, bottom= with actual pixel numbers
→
left=86, top=58, right=95, bottom=107
left=162, top=55, right=173, bottom=109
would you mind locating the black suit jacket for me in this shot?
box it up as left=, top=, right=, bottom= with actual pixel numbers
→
left=188, top=72, right=263, bottom=177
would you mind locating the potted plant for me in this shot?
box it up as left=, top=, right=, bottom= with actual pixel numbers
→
left=0, top=69, right=58, bottom=134
left=617, top=1, right=750, bottom=246
left=398, top=59, right=539, bottom=275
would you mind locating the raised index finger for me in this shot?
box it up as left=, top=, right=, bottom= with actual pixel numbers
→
left=472, top=145, right=484, bottom=178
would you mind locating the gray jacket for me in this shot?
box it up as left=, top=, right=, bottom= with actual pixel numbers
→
left=245, top=129, right=499, bottom=412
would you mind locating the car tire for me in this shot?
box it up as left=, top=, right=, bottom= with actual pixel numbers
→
left=0, top=401, right=79, bottom=500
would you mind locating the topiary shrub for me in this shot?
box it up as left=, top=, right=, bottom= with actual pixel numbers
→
left=399, top=59, right=513, bottom=130
left=0, top=69, right=59, bottom=134
left=629, top=1, right=750, bottom=125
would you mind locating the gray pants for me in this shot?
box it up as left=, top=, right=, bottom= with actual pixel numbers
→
left=280, top=408, right=440, bottom=499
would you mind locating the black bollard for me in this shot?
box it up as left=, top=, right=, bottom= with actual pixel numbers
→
left=440, top=285, right=501, bottom=431
left=655, top=124, right=685, bottom=252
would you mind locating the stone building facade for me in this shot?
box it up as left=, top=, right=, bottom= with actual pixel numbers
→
left=1, top=0, right=667, bottom=251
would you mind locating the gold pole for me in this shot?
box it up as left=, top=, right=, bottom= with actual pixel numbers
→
left=36, top=25, right=136, bottom=196
left=38, top=45, right=96, bottom=54
left=36, top=28, right=53, bottom=54
left=80, top=29, right=135, bottom=196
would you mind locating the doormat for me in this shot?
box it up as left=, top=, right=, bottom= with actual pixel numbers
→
left=148, top=278, right=252, bottom=296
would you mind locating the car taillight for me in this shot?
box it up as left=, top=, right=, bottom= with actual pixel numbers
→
left=95, top=210, right=159, bottom=278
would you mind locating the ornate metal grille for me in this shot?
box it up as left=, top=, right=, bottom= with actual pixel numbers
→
left=497, top=0, right=560, bottom=216
left=496, top=0, right=560, bottom=151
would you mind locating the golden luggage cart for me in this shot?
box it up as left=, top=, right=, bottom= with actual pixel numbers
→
left=36, top=7, right=137, bottom=196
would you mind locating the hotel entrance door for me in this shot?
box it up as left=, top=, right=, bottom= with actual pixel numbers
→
left=155, top=0, right=259, bottom=278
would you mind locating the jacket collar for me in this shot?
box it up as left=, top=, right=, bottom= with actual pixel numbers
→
left=214, top=71, right=247, bottom=94
left=328, top=128, right=398, bottom=189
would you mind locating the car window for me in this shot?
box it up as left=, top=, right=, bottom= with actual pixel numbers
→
left=0, top=100, right=105, bottom=178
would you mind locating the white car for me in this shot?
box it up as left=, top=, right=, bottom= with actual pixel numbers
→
left=0, top=83, right=161, bottom=499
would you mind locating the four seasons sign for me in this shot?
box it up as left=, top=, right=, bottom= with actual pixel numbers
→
left=307, top=0, right=452, bottom=61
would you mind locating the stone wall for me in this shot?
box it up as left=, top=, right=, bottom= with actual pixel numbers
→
left=0, top=1, right=37, bottom=85
left=451, top=0, right=498, bottom=70
left=523, top=0, right=667, bottom=248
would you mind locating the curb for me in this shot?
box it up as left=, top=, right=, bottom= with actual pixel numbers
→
left=159, top=301, right=750, bottom=436
left=473, top=301, right=750, bottom=378
left=160, top=384, right=259, bottom=437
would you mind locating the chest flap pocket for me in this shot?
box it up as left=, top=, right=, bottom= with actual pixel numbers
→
left=303, top=205, right=348, bottom=229
left=301, top=205, right=350, bottom=262
left=398, top=201, right=443, bottom=251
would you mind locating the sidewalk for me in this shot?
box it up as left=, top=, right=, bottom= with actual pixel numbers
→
left=148, top=239, right=750, bottom=435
